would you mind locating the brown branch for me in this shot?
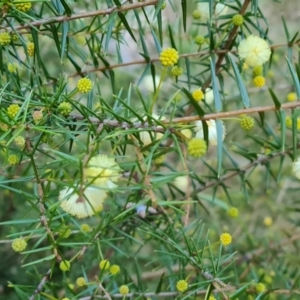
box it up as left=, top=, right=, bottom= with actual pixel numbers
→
left=29, top=269, right=51, bottom=300
left=4, top=0, right=159, bottom=32
left=70, top=101, right=300, bottom=129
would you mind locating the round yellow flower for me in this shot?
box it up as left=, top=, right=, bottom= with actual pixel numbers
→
left=240, top=115, right=254, bottom=130
left=14, top=136, right=25, bottom=149
left=255, top=282, right=266, bottom=293
left=171, top=66, right=183, bottom=77
left=159, top=48, right=179, bottom=66
left=77, top=78, right=93, bottom=93
left=195, top=35, right=205, bottom=46
left=59, top=260, right=71, bottom=272
left=285, top=116, right=300, bottom=129
left=238, top=35, right=271, bottom=67
left=220, top=232, right=232, bottom=246
left=192, top=9, right=201, bottom=20
left=58, top=102, right=72, bottom=116
left=110, top=264, right=121, bottom=275
left=32, top=110, right=43, bottom=123
left=27, top=42, right=34, bottom=56
left=7, top=104, right=20, bottom=118
left=287, top=92, right=297, bottom=102
left=232, top=14, right=244, bottom=26
left=59, top=186, right=105, bottom=218
left=119, top=285, right=129, bottom=295
left=15, top=2, right=32, bottom=12
left=228, top=207, right=239, bottom=218
left=99, top=259, right=110, bottom=270
left=8, top=63, right=18, bottom=73
left=8, top=154, right=19, bottom=165
left=80, top=223, right=92, bottom=233
left=194, top=120, right=226, bottom=146
left=76, top=277, right=86, bottom=287
left=192, top=89, right=204, bottom=101
left=252, top=75, right=265, bottom=88
left=176, top=279, right=188, bottom=292
left=263, top=217, right=273, bottom=226
left=84, top=155, right=121, bottom=187
left=187, top=138, right=207, bottom=158
left=173, top=175, right=189, bottom=192
left=11, top=238, right=27, bottom=252
left=0, top=32, right=11, bottom=46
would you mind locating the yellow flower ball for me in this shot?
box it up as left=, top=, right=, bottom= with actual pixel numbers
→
left=14, top=136, right=25, bottom=149
left=252, top=75, right=265, bottom=88
left=77, top=78, right=93, bottom=93
left=220, top=232, right=232, bottom=246
left=187, top=138, right=207, bottom=158
left=240, top=115, right=255, bottom=130
left=255, top=282, right=266, bottom=293
left=232, top=14, right=244, bottom=26
left=159, top=48, right=179, bottom=66
left=7, top=104, right=20, bottom=118
left=253, top=65, right=263, bottom=76
left=176, top=279, right=188, bottom=292
left=263, top=217, right=272, bottom=226
left=228, top=207, right=239, bottom=218
left=287, top=92, right=297, bottom=102
left=27, top=42, right=34, bottom=57
left=195, top=35, right=205, bottom=46
left=58, top=102, right=72, bottom=116
left=109, top=264, right=121, bottom=275
left=11, top=238, right=27, bottom=252
left=0, top=32, right=11, bottom=46
left=8, top=154, right=19, bottom=165
left=171, top=66, right=183, bottom=77
left=80, top=223, right=92, bottom=233
left=59, top=260, right=71, bottom=272
left=76, top=277, right=86, bottom=287
left=15, top=2, right=32, bottom=12
left=99, top=259, right=110, bottom=270
left=192, top=89, right=204, bottom=101
left=119, top=285, right=129, bottom=295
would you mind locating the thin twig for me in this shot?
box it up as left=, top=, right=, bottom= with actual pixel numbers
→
left=29, top=269, right=51, bottom=300
left=4, top=0, right=158, bottom=32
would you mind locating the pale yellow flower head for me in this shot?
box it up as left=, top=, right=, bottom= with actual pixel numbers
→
left=84, top=155, right=121, bottom=187
left=194, top=120, right=225, bottom=146
left=238, top=35, right=271, bottom=67
left=59, top=186, right=105, bottom=218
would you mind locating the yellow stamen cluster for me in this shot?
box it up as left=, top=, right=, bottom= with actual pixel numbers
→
left=159, top=48, right=179, bottom=66
left=15, top=2, right=32, bottom=12
left=80, top=223, right=92, bottom=233
left=285, top=116, right=300, bottom=129
left=255, top=282, right=266, bottom=293
left=8, top=154, right=18, bottom=165
left=76, top=277, right=86, bottom=287
left=220, top=232, right=232, bottom=246
left=99, top=259, right=110, bottom=270
left=187, top=138, right=207, bottom=158
left=77, top=78, right=93, bottom=93
left=58, top=102, right=72, bottom=116
left=176, top=279, right=188, bottom=292
left=0, top=123, right=9, bottom=131
left=240, top=115, right=255, bottom=130
left=7, top=104, right=20, bottom=118
left=287, top=92, right=297, bottom=102
left=192, top=89, right=204, bottom=101
left=228, top=207, right=239, bottom=218
left=58, top=226, right=72, bottom=238
left=119, top=285, right=129, bottom=295
left=14, top=136, right=25, bottom=149
left=59, top=260, right=71, bottom=272
left=27, top=42, right=34, bottom=56
left=8, top=63, right=18, bottom=73
left=11, top=238, right=27, bottom=252
left=171, top=66, right=183, bottom=77
left=253, top=75, right=265, bottom=88
left=263, top=217, right=272, bottom=226
left=0, top=32, right=11, bottom=46
left=232, top=14, right=244, bottom=26
left=195, top=35, right=205, bottom=46
left=110, top=264, right=121, bottom=275
left=192, top=10, right=201, bottom=19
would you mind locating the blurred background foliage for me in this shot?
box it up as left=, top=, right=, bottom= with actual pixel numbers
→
left=0, top=0, right=300, bottom=299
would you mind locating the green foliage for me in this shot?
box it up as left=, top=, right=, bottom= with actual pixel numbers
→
left=0, top=1, right=300, bottom=300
